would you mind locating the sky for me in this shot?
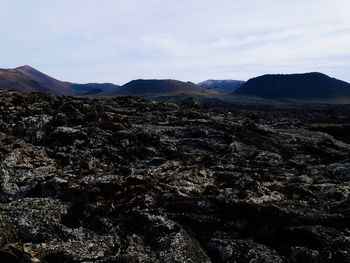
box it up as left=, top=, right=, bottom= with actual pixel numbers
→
left=0, top=0, right=349, bottom=84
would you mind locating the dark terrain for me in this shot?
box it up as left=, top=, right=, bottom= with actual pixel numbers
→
left=1, top=90, right=350, bottom=262
left=117, top=79, right=208, bottom=96
left=198, top=80, right=245, bottom=92
left=235, top=73, right=350, bottom=100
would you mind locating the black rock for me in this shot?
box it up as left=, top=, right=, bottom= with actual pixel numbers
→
left=0, top=89, right=350, bottom=262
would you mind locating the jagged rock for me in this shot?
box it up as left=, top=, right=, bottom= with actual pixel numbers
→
left=208, top=238, right=283, bottom=262
left=0, top=89, right=350, bottom=262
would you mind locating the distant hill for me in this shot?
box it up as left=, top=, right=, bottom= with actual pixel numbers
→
left=117, top=79, right=210, bottom=96
left=198, top=79, right=245, bottom=92
left=70, top=83, right=119, bottom=96
left=234, top=73, right=350, bottom=100
left=4, top=66, right=350, bottom=103
left=14, top=65, right=72, bottom=95
left=0, top=66, right=63, bottom=94
left=0, top=67, right=208, bottom=97
left=0, top=65, right=119, bottom=96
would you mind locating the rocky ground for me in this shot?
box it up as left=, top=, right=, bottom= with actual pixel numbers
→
left=1, top=90, right=350, bottom=262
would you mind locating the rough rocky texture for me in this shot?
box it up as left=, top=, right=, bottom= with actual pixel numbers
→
left=1, top=90, right=350, bottom=262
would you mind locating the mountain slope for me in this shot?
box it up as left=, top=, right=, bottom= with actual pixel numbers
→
left=0, top=65, right=120, bottom=96
left=234, top=73, right=350, bottom=100
left=117, top=79, right=209, bottom=96
left=198, top=79, right=245, bottom=92
left=14, top=65, right=72, bottom=95
left=0, top=67, right=52, bottom=94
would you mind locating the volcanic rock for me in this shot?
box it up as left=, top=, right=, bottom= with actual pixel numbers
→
left=0, top=89, right=350, bottom=262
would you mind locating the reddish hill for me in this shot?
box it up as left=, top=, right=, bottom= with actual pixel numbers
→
left=0, top=67, right=50, bottom=93
left=0, top=66, right=72, bottom=95
left=14, top=65, right=72, bottom=95
left=0, top=66, right=119, bottom=96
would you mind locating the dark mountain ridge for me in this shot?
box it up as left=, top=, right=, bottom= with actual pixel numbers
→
left=2, top=66, right=350, bottom=103
left=234, top=72, right=350, bottom=100
left=117, top=79, right=208, bottom=95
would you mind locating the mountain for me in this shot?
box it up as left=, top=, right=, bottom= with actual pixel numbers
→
left=0, top=67, right=207, bottom=97
left=198, top=79, right=245, bottom=92
left=0, top=65, right=119, bottom=96
left=14, top=65, right=72, bottom=95
left=234, top=73, right=350, bottom=100
left=70, top=83, right=119, bottom=96
left=6, top=66, right=350, bottom=102
left=0, top=66, right=55, bottom=94
left=117, top=79, right=210, bottom=96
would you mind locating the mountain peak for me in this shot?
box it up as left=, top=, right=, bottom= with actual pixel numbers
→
left=15, top=65, right=36, bottom=71
left=10, top=65, right=72, bottom=95
left=14, top=65, right=41, bottom=75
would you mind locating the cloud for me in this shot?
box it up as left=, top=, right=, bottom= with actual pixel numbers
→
left=0, top=0, right=349, bottom=83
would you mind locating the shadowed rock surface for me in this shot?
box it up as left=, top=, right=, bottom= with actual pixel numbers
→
left=1, top=90, right=350, bottom=262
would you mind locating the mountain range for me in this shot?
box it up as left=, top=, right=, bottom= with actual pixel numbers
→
left=1, top=66, right=350, bottom=103
left=0, top=66, right=215, bottom=97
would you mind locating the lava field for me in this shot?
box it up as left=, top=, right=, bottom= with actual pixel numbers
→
left=1, top=90, right=350, bottom=262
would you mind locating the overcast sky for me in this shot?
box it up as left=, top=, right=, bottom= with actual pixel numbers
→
left=0, top=0, right=349, bottom=84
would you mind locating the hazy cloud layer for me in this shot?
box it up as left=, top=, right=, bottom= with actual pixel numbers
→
left=0, top=0, right=349, bottom=84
